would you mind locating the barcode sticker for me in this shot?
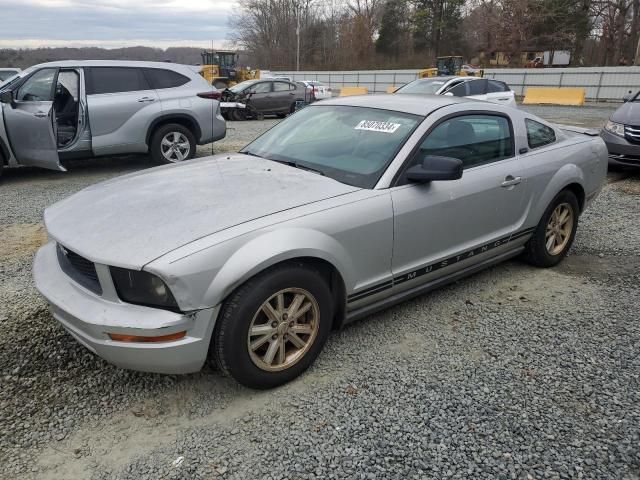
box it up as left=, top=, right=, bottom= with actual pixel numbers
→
left=354, top=120, right=401, bottom=133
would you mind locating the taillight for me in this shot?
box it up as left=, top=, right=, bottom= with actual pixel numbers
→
left=197, top=91, right=222, bottom=100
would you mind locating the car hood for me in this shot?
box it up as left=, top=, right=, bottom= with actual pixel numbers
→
left=45, top=154, right=360, bottom=268
left=611, top=101, right=640, bottom=124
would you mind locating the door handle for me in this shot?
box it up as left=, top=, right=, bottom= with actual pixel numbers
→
left=34, top=111, right=48, bottom=118
left=501, top=175, right=522, bottom=187
left=137, top=97, right=155, bottom=103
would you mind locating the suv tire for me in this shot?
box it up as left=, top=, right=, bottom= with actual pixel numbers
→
left=150, top=123, right=196, bottom=165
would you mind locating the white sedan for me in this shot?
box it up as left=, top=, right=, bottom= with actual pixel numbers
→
left=395, top=76, right=517, bottom=108
left=299, top=80, right=333, bottom=100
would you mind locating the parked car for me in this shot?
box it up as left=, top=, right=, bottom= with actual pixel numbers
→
left=460, top=64, right=481, bottom=75
left=34, top=94, right=607, bottom=389
left=0, top=68, right=21, bottom=83
left=601, top=90, right=640, bottom=168
left=0, top=60, right=225, bottom=175
left=299, top=80, right=333, bottom=100
left=221, top=79, right=305, bottom=119
left=395, top=76, right=517, bottom=108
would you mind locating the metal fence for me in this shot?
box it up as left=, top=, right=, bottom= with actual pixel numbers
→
left=273, top=67, right=640, bottom=102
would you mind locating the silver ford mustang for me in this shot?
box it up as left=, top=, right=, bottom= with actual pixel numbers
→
left=34, top=95, right=608, bottom=389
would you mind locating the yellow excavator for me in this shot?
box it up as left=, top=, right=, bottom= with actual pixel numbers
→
left=418, top=56, right=483, bottom=78
left=200, top=50, right=260, bottom=89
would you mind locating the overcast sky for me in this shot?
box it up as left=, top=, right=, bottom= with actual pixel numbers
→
left=0, top=0, right=237, bottom=49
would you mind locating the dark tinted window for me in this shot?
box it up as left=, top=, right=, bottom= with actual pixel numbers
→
left=446, top=79, right=487, bottom=97
left=273, top=81, right=291, bottom=92
left=467, top=79, right=487, bottom=95
left=526, top=119, right=556, bottom=149
left=144, top=68, right=190, bottom=89
left=487, top=80, right=509, bottom=93
left=419, top=114, right=514, bottom=168
left=86, top=67, right=150, bottom=95
left=447, top=82, right=468, bottom=97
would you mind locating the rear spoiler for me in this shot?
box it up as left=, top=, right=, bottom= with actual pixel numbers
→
left=555, top=124, right=600, bottom=136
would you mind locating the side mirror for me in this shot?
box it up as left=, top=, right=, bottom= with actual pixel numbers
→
left=406, top=155, right=463, bottom=183
left=0, top=90, right=14, bottom=105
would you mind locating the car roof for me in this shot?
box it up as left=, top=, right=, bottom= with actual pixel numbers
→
left=27, top=60, right=195, bottom=70
left=316, top=93, right=484, bottom=116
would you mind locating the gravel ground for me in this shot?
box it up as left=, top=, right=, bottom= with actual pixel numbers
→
left=1, top=111, right=639, bottom=480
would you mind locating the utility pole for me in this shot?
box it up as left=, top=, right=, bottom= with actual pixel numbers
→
left=296, top=1, right=301, bottom=71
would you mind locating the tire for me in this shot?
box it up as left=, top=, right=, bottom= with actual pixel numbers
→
left=523, top=189, right=579, bottom=268
left=229, top=109, right=246, bottom=121
left=150, top=123, right=196, bottom=165
left=211, top=262, right=333, bottom=389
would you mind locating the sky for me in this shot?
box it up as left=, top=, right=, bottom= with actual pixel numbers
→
left=0, top=0, right=237, bottom=49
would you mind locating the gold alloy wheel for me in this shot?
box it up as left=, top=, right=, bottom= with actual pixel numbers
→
left=247, top=288, right=320, bottom=372
left=545, top=203, right=574, bottom=255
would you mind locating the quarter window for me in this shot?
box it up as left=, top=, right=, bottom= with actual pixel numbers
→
left=16, top=68, right=57, bottom=102
left=143, top=68, right=190, bottom=89
left=418, top=114, right=514, bottom=168
left=526, top=119, right=556, bottom=149
left=85, top=67, right=150, bottom=95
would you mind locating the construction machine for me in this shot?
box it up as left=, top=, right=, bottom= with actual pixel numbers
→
left=418, top=56, right=483, bottom=78
left=200, top=50, right=260, bottom=89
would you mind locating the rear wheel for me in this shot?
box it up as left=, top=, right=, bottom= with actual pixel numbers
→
left=211, top=262, right=333, bottom=389
left=150, top=124, right=196, bottom=165
left=523, top=190, right=579, bottom=267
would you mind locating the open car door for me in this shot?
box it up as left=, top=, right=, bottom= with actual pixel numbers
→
left=2, top=67, right=65, bottom=171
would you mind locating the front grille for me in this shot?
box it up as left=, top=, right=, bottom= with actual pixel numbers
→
left=57, top=244, right=102, bottom=294
left=624, top=125, right=640, bottom=144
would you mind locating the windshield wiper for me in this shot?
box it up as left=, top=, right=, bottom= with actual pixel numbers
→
left=241, top=150, right=262, bottom=158
left=270, top=159, right=325, bottom=176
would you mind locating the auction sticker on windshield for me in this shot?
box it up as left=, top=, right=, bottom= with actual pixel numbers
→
left=355, top=120, right=402, bottom=133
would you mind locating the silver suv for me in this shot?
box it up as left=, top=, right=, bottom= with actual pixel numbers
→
left=0, top=61, right=226, bottom=174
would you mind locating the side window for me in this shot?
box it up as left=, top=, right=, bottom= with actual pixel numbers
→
left=467, top=79, right=487, bottom=96
left=487, top=80, right=508, bottom=93
left=273, top=82, right=290, bottom=92
left=251, top=82, right=272, bottom=94
left=144, top=69, right=190, bottom=89
left=446, top=82, right=468, bottom=97
left=526, top=119, right=556, bottom=149
left=418, top=114, right=514, bottom=169
left=16, top=68, right=57, bottom=102
left=85, top=67, right=150, bottom=95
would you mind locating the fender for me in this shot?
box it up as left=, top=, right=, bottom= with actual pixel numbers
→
left=528, top=163, right=585, bottom=225
left=202, top=228, right=355, bottom=308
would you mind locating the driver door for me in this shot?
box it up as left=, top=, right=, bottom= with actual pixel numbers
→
left=2, top=68, right=64, bottom=170
left=248, top=81, right=273, bottom=111
left=390, top=113, right=524, bottom=294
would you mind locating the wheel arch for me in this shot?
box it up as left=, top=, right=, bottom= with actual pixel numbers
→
left=203, top=229, right=354, bottom=330
left=146, top=114, right=202, bottom=147
left=531, top=164, right=586, bottom=224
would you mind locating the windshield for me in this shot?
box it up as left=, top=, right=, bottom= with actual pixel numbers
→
left=396, top=79, right=447, bottom=95
left=229, top=80, right=258, bottom=93
left=0, top=68, right=31, bottom=92
left=242, top=105, right=422, bottom=188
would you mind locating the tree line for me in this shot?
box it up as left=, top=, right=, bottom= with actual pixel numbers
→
left=230, top=0, right=640, bottom=69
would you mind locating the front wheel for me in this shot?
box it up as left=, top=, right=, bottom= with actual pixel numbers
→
left=211, top=263, right=333, bottom=389
left=150, top=124, right=196, bottom=165
left=523, top=190, right=579, bottom=267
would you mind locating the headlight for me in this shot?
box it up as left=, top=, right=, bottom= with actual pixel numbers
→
left=110, top=267, right=179, bottom=311
left=604, top=120, right=625, bottom=137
